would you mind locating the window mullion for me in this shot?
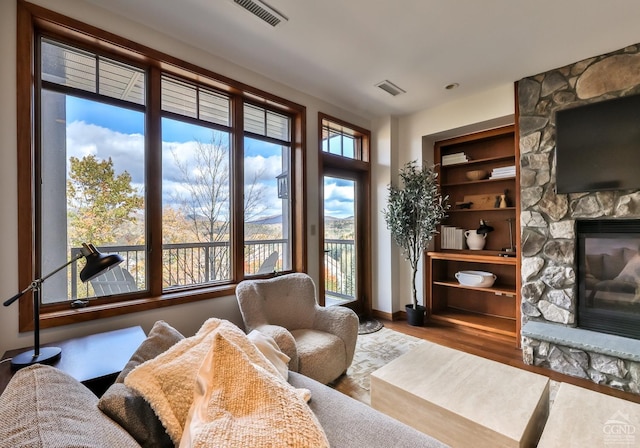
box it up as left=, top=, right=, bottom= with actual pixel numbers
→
left=147, top=66, right=163, bottom=296
left=232, top=97, right=245, bottom=282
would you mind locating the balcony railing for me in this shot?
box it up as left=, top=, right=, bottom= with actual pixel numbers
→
left=70, top=239, right=356, bottom=302
left=324, top=239, right=356, bottom=304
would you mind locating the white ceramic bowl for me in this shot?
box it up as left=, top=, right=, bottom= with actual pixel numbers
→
left=455, top=270, right=496, bottom=288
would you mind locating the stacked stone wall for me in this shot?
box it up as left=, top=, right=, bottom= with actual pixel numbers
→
left=518, top=43, right=640, bottom=393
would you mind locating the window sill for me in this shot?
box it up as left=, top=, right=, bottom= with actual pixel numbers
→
left=31, top=284, right=237, bottom=331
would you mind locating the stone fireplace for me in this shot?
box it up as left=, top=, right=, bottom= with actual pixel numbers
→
left=518, top=43, right=640, bottom=393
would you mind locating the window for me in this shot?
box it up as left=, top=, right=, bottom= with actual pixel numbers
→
left=17, top=3, right=305, bottom=330
left=321, top=119, right=366, bottom=161
left=161, top=76, right=233, bottom=289
left=243, top=104, right=292, bottom=275
left=39, top=38, right=147, bottom=304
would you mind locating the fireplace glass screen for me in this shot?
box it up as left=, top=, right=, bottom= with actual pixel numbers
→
left=577, top=220, right=640, bottom=339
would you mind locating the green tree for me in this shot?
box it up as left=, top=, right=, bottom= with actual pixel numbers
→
left=67, top=155, right=144, bottom=246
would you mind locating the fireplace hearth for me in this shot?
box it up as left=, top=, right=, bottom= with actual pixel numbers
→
left=577, top=219, right=640, bottom=340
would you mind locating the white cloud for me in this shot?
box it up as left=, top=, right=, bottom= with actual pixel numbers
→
left=66, top=121, right=285, bottom=219
left=67, top=121, right=145, bottom=183
left=324, top=182, right=354, bottom=219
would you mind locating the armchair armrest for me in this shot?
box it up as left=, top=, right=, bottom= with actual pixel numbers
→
left=313, top=306, right=359, bottom=366
left=254, top=324, right=299, bottom=372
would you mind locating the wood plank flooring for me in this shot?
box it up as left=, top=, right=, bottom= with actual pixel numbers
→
left=382, top=319, right=640, bottom=404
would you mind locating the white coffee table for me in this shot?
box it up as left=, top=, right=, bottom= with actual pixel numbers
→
left=538, top=382, right=640, bottom=447
left=371, top=341, right=549, bottom=448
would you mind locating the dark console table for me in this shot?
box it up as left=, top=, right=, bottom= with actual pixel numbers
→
left=0, top=325, right=146, bottom=396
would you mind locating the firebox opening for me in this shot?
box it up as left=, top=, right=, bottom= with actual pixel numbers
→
left=577, top=219, right=640, bottom=340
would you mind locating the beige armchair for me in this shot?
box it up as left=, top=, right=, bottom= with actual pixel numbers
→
left=236, top=273, right=358, bottom=384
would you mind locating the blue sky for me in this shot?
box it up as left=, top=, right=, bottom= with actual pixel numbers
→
left=65, top=96, right=354, bottom=219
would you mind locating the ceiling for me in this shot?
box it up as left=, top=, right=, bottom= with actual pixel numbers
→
left=83, top=0, right=640, bottom=118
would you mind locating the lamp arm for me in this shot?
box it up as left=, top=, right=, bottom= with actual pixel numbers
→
left=2, top=252, right=84, bottom=307
left=3, top=285, right=33, bottom=307
left=39, top=252, right=84, bottom=284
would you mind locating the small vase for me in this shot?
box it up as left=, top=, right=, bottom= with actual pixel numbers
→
left=464, top=229, right=487, bottom=250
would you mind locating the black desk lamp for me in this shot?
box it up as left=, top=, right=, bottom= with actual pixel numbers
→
left=3, top=243, right=123, bottom=369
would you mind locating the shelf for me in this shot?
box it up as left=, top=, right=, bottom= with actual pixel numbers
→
left=427, top=251, right=517, bottom=265
left=449, top=207, right=516, bottom=213
left=430, top=309, right=517, bottom=338
left=433, top=280, right=516, bottom=296
left=442, top=177, right=515, bottom=187
left=440, top=154, right=515, bottom=169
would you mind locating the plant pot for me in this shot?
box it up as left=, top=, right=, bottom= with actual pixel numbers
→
left=405, top=304, right=426, bottom=327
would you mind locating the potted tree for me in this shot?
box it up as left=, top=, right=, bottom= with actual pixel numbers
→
left=384, top=160, right=449, bottom=326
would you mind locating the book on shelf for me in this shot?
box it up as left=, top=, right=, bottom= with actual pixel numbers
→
left=490, top=165, right=516, bottom=179
left=440, top=225, right=465, bottom=250
left=442, top=152, right=469, bottom=166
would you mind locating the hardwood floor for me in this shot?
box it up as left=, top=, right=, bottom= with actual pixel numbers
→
left=382, top=318, right=640, bottom=404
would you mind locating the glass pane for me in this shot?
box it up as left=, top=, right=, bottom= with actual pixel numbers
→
left=266, top=110, right=289, bottom=140
left=321, top=122, right=361, bottom=160
left=244, top=136, right=292, bottom=274
left=323, top=176, right=356, bottom=306
left=343, top=134, right=355, bottom=158
left=162, top=118, right=231, bottom=288
left=244, top=103, right=290, bottom=141
left=42, top=39, right=96, bottom=93
left=199, top=90, right=230, bottom=126
left=244, top=103, right=265, bottom=135
left=161, top=77, right=197, bottom=118
left=99, top=58, right=145, bottom=105
left=40, top=91, right=146, bottom=303
left=328, top=129, right=342, bottom=155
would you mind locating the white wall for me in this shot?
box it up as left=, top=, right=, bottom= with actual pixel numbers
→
left=370, top=115, right=398, bottom=314
left=0, top=0, right=372, bottom=355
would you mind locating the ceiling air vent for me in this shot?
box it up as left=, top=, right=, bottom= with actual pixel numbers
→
left=375, top=80, right=406, bottom=97
left=233, top=0, right=288, bottom=27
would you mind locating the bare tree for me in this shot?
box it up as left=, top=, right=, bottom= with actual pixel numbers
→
left=170, top=133, right=269, bottom=241
left=167, top=132, right=269, bottom=283
left=171, top=133, right=231, bottom=244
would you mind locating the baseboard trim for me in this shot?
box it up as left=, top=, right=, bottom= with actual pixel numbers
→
left=372, top=309, right=406, bottom=322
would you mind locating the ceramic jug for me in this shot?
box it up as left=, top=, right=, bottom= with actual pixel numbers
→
left=464, top=229, right=487, bottom=250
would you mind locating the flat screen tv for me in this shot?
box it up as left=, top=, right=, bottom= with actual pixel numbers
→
left=555, top=93, right=640, bottom=194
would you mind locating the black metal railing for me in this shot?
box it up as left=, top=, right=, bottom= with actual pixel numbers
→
left=70, top=239, right=288, bottom=297
left=69, top=238, right=356, bottom=301
left=324, top=239, right=356, bottom=303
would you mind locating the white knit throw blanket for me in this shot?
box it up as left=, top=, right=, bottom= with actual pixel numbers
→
left=125, top=318, right=328, bottom=448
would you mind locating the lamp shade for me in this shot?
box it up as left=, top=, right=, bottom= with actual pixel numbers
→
left=79, top=244, right=124, bottom=283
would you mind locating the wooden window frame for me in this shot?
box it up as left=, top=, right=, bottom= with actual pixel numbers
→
left=317, top=113, right=371, bottom=315
left=16, top=1, right=306, bottom=331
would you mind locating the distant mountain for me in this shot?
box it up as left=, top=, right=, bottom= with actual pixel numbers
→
left=247, top=215, right=282, bottom=225
left=248, top=215, right=353, bottom=225
left=324, top=215, right=354, bottom=222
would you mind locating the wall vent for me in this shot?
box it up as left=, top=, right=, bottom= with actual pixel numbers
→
left=233, top=0, right=288, bottom=27
left=375, top=80, right=406, bottom=97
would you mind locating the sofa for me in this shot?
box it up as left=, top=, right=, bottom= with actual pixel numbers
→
left=0, top=319, right=447, bottom=448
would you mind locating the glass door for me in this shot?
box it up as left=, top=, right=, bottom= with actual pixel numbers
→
left=322, top=174, right=364, bottom=313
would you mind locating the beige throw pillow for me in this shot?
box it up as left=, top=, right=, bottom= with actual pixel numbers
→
left=248, top=329, right=290, bottom=380
left=98, top=320, right=184, bottom=448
